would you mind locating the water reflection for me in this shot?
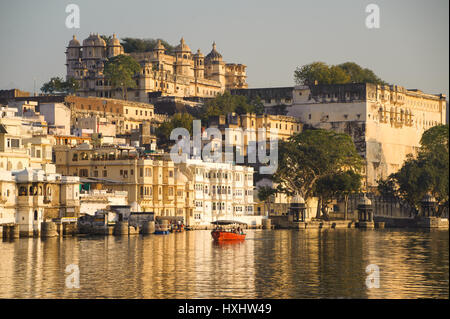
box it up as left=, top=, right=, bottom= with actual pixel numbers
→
left=0, top=229, right=448, bottom=299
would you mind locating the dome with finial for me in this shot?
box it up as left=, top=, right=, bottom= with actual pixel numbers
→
left=194, top=49, right=204, bottom=57
left=154, top=39, right=166, bottom=51
left=82, top=34, right=95, bottom=46
left=205, top=42, right=222, bottom=61
left=68, top=35, right=80, bottom=47
left=108, top=33, right=121, bottom=46
left=292, top=193, right=305, bottom=204
left=93, top=33, right=106, bottom=46
left=358, top=194, right=372, bottom=206
left=175, top=37, right=191, bottom=52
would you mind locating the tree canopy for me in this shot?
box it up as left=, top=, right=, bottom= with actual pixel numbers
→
left=200, top=92, right=265, bottom=121
left=274, top=128, right=363, bottom=219
left=294, top=61, right=387, bottom=86
left=104, top=54, right=141, bottom=100
left=377, top=124, right=449, bottom=216
left=121, top=38, right=175, bottom=54
left=155, top=112, right=195, bottom=149
left=40, top=76, right=79, bottom=94
left=274, top=129, right=363, bottom=197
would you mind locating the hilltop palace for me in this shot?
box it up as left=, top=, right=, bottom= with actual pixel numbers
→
left=66, top=33, right=248, bottom=102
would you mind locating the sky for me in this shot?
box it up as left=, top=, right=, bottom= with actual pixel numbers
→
left=0, top=0, right=448, bottom=97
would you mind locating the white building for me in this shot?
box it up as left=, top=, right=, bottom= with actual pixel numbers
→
left=177, top=159, right=255, bottom=226
left=287, top=83, right=447, bottom=188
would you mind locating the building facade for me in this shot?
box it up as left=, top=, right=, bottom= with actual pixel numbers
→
left=287, top=83, right=447, bottom=188
left=0, top=165, right=80, bottom=236
left=66, top=34, right=248, bottom=102
left=177, top=159, right=255, bottom=226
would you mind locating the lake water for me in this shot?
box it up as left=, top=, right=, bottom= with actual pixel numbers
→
left=0, top=229, right=448, bottom=299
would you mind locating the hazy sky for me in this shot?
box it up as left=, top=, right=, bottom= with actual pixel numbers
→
left=0, top=0, right=448, bottom=97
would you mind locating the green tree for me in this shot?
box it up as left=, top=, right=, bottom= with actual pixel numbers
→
left=41, top=77, right=65, bottom=94
left=200, top=92, right=265, bottom=121
left=121, top=38, right=175, bottom=54
left=63, top=77, right=80, bottom=94
left=294, top=61, right=387, bottom=86
left=274, top=129, right=364, bottom=219
left=257, top=186, right=277, bottom=216
left=294, top=62, right=333, bottom=85
left=338, top=62, right=387, bottom=85
left=104, top=54, right=141, bottom=100
left=41, top=76, right=79, bottom=94
left=315, top=170, right=362, bottom=220
left=329, top=65, right=351, bottom=84
left=156, top=112, right=195, bottom=149
left=378, top=125, right=449, bottom=216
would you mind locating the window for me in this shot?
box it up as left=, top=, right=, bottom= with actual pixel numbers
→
left=79, top=169, right=89, bottom=177
left=103, top=170, right=107, bottom=177
left=7, top=138, right=20, bottom=148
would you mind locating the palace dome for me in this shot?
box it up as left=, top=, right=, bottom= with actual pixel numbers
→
left=175, top=37, right=191, bottom=52
left=194, top=49, right=204, bottom=57
left=82, top=34, right=95, bottom=46
left=358, top=194, right=372, bottom=206
left=93, top=34, right=106, bottom=46
left=108, top=33, right=121, bottom=47
left=292, top=194, right=305, bottom=204
left=154, top=39, right=166, bottom=51
left=68, top=35, right=80, bottom=47
left=205, top=42, right=222, bottom=61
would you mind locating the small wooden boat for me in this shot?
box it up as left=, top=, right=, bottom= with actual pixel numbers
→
left=154, top=230, right=170, bottom=235
left=210, top=220, right=247, bottom=242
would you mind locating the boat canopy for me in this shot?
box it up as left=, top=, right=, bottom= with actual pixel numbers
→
left=211, top=220, right=248, bottom=225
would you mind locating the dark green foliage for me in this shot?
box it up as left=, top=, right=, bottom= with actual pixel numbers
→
left=104, top=54, right=141, bottom=100
left=156, top=112, right=195, bottom=149
left=200, top=92, right=265, bottom=121
left=377, top=125, right=449, bottom=216
left=40, top=76, right=80, bottom=94
left=294, top=61, right=387, bottom=86
left=121, top=38, right=175, bottom=54
left=274, top=128, right=364, bottom=218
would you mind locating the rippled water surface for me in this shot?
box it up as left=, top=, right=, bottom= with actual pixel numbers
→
left=0, top=229, right=448, bottom=298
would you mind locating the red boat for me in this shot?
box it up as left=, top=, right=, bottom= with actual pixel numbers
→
left=211, top=220, right=247, bottom=242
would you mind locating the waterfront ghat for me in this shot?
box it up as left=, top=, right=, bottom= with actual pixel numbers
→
left=0, top=229, right=447, bottom=299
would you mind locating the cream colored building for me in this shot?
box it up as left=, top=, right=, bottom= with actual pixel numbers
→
left=66, top=34, right=247, bottom=102
left=287, top=83, right=447, bottom=189
left=177, top=159, right=255, bottom=226
left=0, top=165, right=80, bottom=236
left=65, top=95, right=158, bottom=135
left=207, top=112, right=302, bottom=156
left=0, top=106, right=53, bottom=171
left=53, top=143, right=194, bottom=222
